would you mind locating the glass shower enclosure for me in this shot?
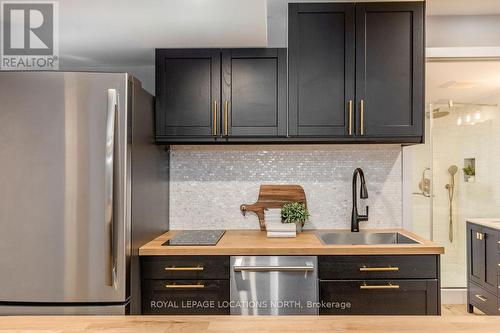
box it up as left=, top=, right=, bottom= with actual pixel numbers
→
left=405, top=60, right=500, bottom=290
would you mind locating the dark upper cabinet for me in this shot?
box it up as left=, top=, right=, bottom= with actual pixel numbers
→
left=288, top=3, right=355, bottom=137
left=155, top=49, right=220, bottom=139
left=288, top=1, right=424, bottom=142
left=222, top=49, right=287, bottom=138
left=155, top=2, right=425, bottom=144
left=156, top=48, right=286, bottom=143
left=355, top=2, right=424, bottom=137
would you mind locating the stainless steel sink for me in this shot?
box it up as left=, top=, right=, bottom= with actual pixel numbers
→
left=316, top=232, right=419, bottom=245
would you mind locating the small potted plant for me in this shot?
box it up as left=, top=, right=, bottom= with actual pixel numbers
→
left=281, top=202, right=310, bottom=233
left=463, top=165, right=475, bottom=183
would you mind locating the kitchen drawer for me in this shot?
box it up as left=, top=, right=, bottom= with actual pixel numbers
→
left=141, top=256, right=229, bottom=280
left=142, top=279, right=230, bottom=314
left=468, top=281, right=498, bottom=315
left=319, top=255, right=438, bottom=280
left=319, top=279, right=439, bottom=315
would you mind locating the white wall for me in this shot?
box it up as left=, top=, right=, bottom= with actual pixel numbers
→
left=57, top=0, right=268, bottom=95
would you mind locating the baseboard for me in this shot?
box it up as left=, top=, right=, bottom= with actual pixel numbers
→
left=441, top=288, right=467, bottom=304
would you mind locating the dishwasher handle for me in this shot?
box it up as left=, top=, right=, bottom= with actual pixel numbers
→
left=233, top=265, right=314, bottom=272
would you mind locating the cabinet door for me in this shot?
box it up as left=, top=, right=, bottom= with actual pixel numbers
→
left=483, top=227, right=499, bottom=295
left=319, top=280, right=438, bottom=315
left=142, top=279, right=230, bottom=315
left=288, top=3, right=355, bottom=137
left=355, top=2, right=424, bottom=138
left=155, top=49, right=220, bottom=138
left=468, top=223, right=484, bottom=286
left=221, top=49, right=287, bottom=137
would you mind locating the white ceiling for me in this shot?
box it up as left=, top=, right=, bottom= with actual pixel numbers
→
left=57, top=0, right=500, bottom=69
left=426, top=61, right=500, bottom=105
left=59, top=0, right=267, bottom=68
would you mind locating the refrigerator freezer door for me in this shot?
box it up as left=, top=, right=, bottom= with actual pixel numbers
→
left=0, top=72, right=130, bottom=303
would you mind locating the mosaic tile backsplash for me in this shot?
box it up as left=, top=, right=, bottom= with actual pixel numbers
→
left=169, top=145, right=403, bottom=230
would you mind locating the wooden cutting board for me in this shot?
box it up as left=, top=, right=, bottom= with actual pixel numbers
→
left=240, top=185, right=307, bottom=231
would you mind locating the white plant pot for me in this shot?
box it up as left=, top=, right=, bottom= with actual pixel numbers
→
left=467, top=176, right=475, bottom=183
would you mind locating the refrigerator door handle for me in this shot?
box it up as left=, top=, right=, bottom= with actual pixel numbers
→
left=105, top=88, right=118, bottom=288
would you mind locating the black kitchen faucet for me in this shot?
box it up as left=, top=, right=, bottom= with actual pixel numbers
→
left=351, top=168, right=369, bottom=232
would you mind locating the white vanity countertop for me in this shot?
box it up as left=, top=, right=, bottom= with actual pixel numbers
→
left=467, top=218, right=500, bottom=230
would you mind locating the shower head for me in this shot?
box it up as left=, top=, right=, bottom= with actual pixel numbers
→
left=448, top=165, right=458, bottom=175
left=428, top=108, right=450, bottom=119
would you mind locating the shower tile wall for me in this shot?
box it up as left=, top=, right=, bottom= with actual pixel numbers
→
left=169, top=145, right=403, bottom=230
left=433, top=104, right=500, bottom=287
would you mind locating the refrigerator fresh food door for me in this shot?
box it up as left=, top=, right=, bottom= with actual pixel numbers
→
left=0, top=72, right=130, bottom=303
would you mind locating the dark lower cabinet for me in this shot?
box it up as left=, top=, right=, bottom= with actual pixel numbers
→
left=468, top=281, right=499, bottom=316
left=141, top=254, right=440, bottom=315
left=318, top=255, right=440, bottom=316
left=142, top=279, right=229, bottom=315
left=467, top=222, right=500, bottom=315
left=141, top=256, right=230, bottom=315
left=320, top=280, right=438, bottom=315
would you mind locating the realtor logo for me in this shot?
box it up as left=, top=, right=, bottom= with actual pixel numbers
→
left=1, top=1, right=58, bottom=70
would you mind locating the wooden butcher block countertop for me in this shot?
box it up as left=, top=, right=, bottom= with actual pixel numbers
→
left=139, top=229, right=444, bottom=256
left=0, top=315, right=498, bottom=333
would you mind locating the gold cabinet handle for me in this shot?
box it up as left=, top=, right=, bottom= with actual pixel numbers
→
left=165, top=266, right=204, bottom=271
left=224, top=100, right=229, bottom=136
left=166, top=283, right=205, bottom=289
left=477, top=232, right=484, bottom=240
left=360, top=99, right=365, bottom=135
left=475, top=294, right=487, bottom=302
left=359, top=266, right=399, bottom=272
left=348, top=100, right=353, bottom=135
left=360, top=283, right=400, bottom=290
left=213, top=100, right=218, bottom=136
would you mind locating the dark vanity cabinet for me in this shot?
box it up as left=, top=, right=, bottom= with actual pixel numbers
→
left=318, top=255, right=440, bottom=315
left=288, top=2, right=424, bottom=142
left=155, top=48, right=287, bottom=143
left=141, top=256, right=230, bottom=314
left=467, top=222, right=500, bottom=315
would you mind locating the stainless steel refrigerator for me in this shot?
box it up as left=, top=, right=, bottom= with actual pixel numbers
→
left=0, top=72, right=169, bottom=315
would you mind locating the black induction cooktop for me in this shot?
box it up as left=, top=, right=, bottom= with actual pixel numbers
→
left=162, top=230, right=226, bottom=246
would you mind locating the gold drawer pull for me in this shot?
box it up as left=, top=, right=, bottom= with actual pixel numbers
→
left=360, top=99, right=365, bottom=135
left=475, top=294, right=487, bottom=302
left=166, top=283, right=205, bottom=289
left=348, top=100, right=353, bottom=135
left=212, top=100, right=218, bottom=136
left=165, top=266, right=204, bottom=271
left=360, top=283, right=399, bottom=290
left=224, top=100, right=229, bottom=136
left=359, top=266, right=399, bottom=272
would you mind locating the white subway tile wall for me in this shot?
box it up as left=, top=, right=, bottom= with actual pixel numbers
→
left=169, top=145, right=403, bottom=230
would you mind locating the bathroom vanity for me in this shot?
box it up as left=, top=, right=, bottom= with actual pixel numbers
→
left=467, top=220, right=500, bottom=315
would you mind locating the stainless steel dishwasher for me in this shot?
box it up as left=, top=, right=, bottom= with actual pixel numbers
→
left=230, top=256, right=318, bottom=315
